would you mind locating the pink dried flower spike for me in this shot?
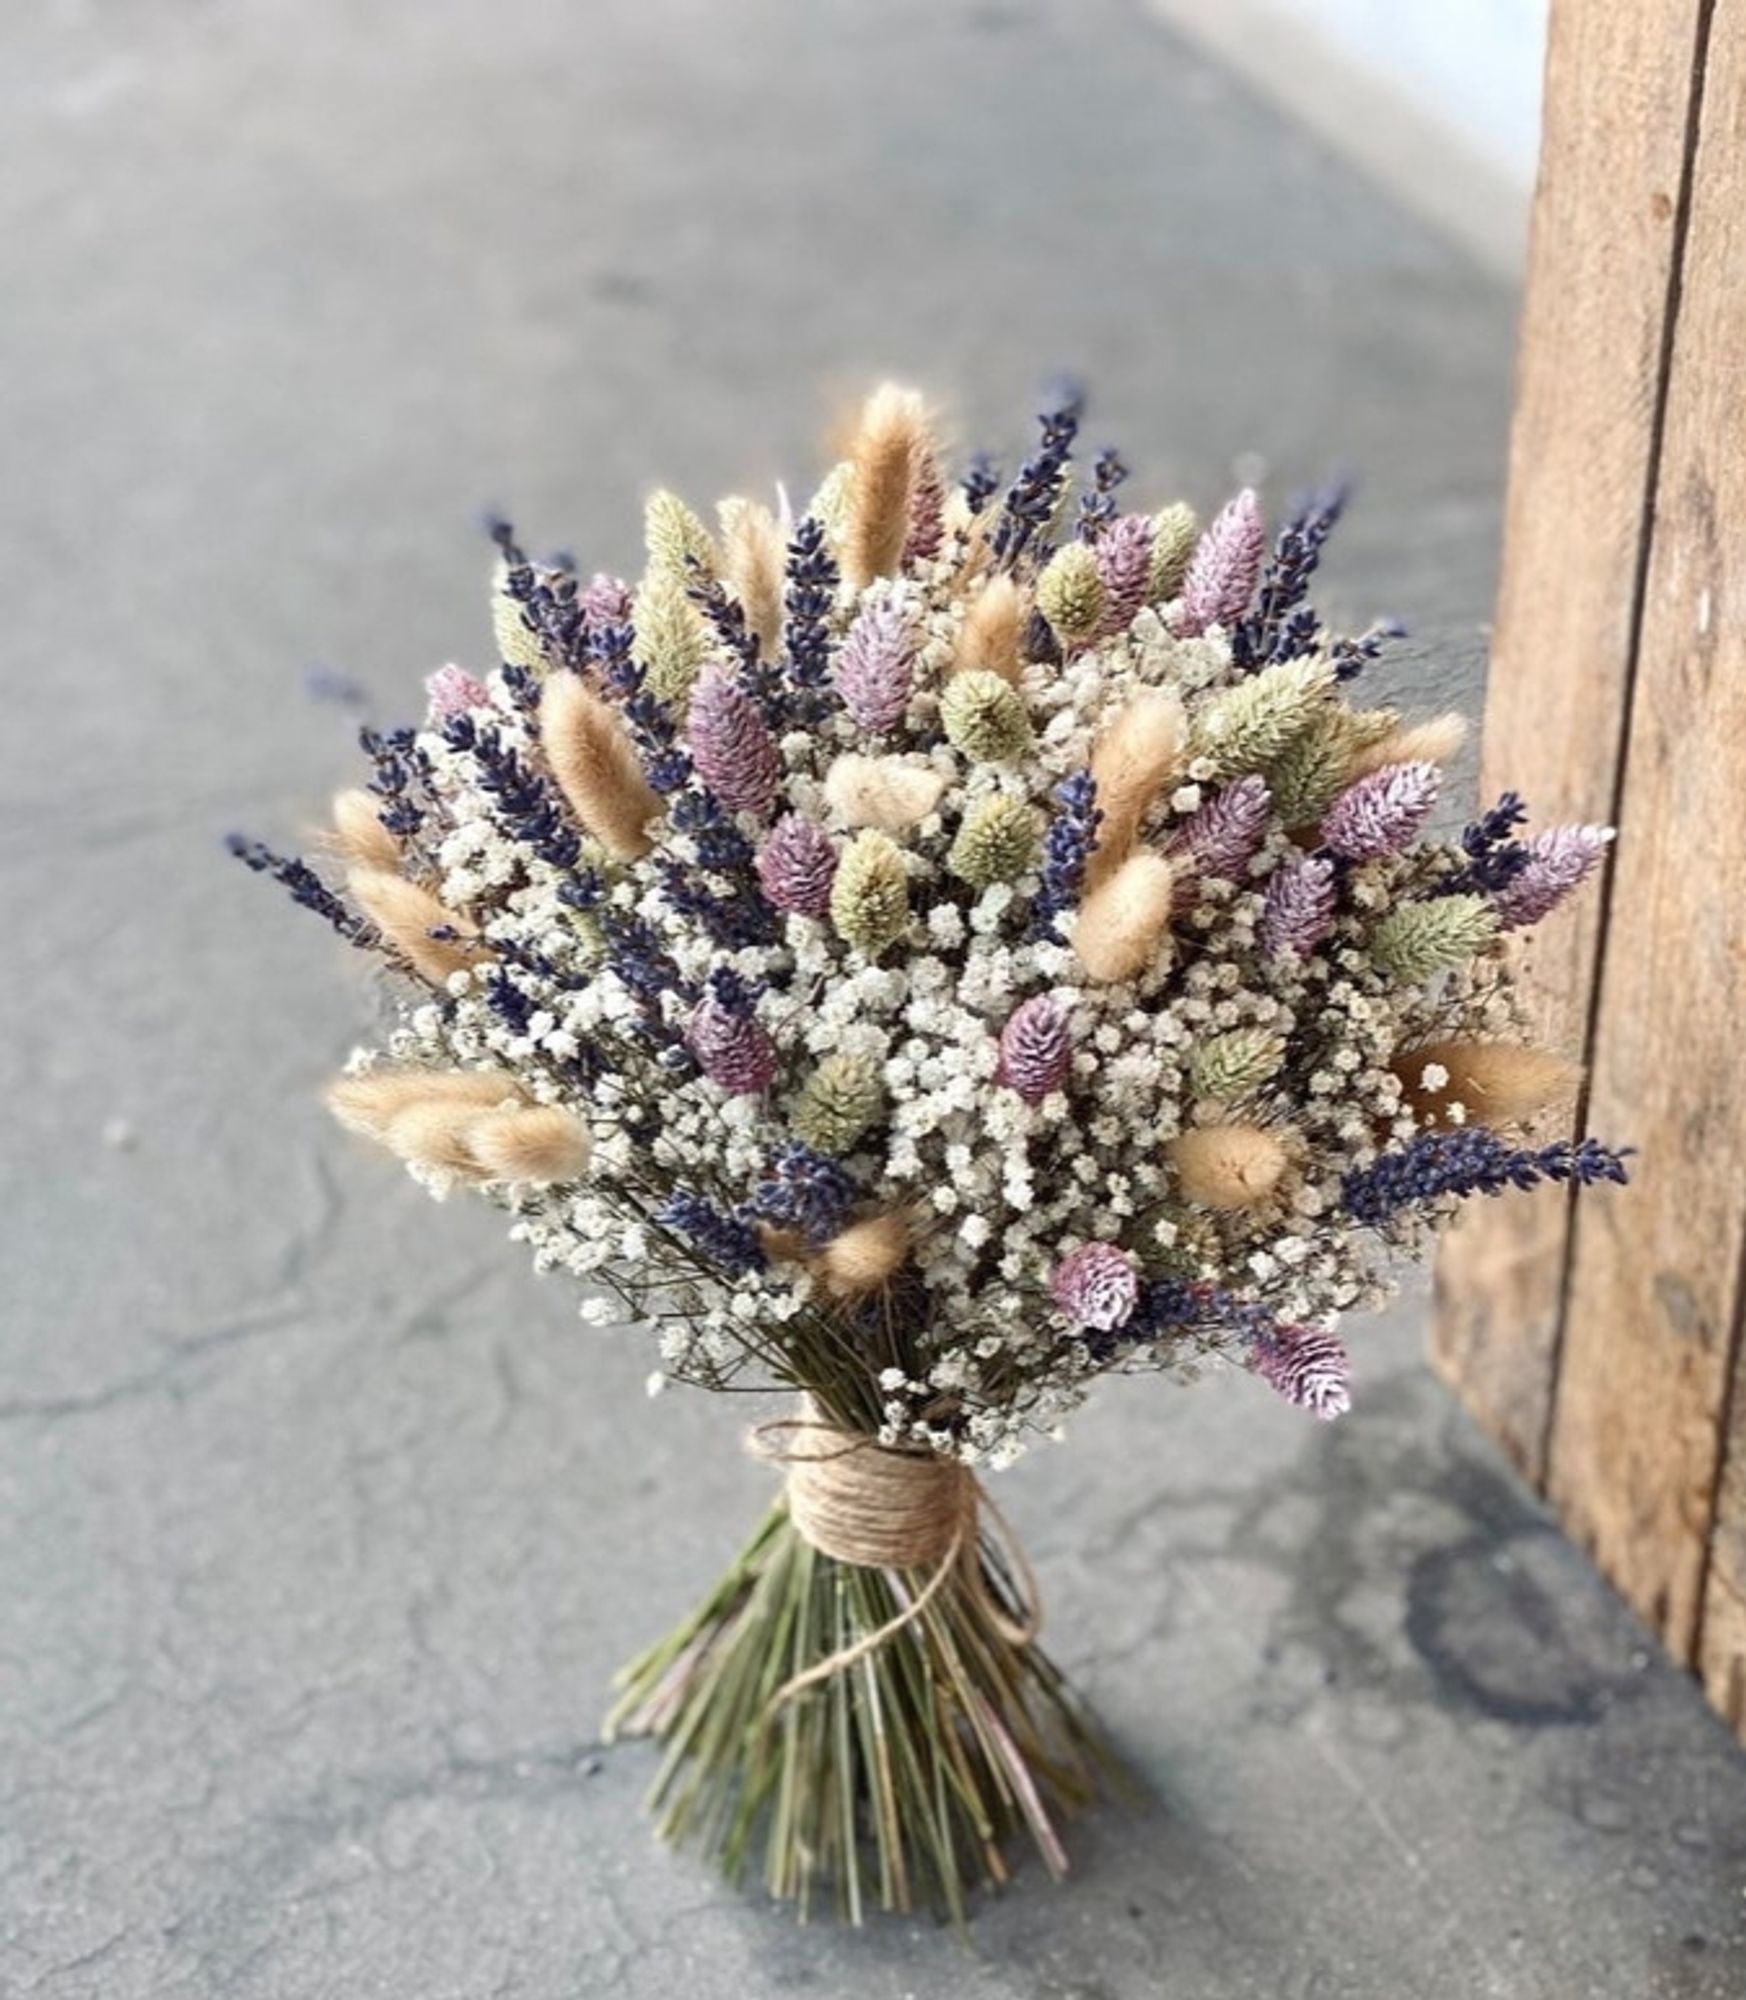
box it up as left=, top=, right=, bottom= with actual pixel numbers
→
left=425, top=664, right=491, bottom=721
left=1494, top=824, right=1614, bottom=928
left=996, top=994, right=1073, bottom=1105
left=1250, top=1322, right=1351, bottom=1419
left=688, top=663, right=782, bottom=816
left=1051, top=1242, right=1140, bottom=1332
left=1176, top=488, right=1264, bottom=636
left=757, top=815, right=838, bottom=917
left=1320, top=761, right=1441, bottom=861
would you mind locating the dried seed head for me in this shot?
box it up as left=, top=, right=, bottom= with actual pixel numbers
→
left=1073, top=851, right=1176, bottom=983
left=346, top=869, right=489, bottom=984
left=1169, top=1124, right=1290, bottom=1209
left=539, top=671, right=661, bottom=860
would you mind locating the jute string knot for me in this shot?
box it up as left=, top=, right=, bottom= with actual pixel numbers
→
left=748, top=1396, right=1040, bottom=1705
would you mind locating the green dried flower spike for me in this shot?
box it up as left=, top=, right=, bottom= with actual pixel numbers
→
left=491, top=559, right=551, bottom=676
left=633, top=569, right=709, bottom=705
left=830, top=829, right=910, bottom=956
left=948, top=794, right=1041, bottom=888
left=1188, top=1028, right=1286, bottom=1104
left=807, top=460, right=854, bottom=543
left=1370, top=894, right=1499, bottom=983
left=941, top=670, right=1034, bottom=764
left=790, top=1052, right=886, bottom=1154
left=1034, top=542, right=1106, bottom=648
left=1191, top=657, right=1334, bottom=782
left=643, top=488, right=718, bottom=584
left=1149, top=502, right=1199, bottom=600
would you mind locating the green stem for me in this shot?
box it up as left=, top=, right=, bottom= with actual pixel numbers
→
left=607, top=1496, right=1121, bottom=1922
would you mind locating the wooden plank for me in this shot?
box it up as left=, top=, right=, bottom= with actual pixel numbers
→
left=1431, top=0, right=1711, bottom=1479
left=1550, top=0, right=1746, bottom=1673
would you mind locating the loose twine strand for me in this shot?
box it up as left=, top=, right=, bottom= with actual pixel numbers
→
left=746, top=1396, right=1041, bottom=1706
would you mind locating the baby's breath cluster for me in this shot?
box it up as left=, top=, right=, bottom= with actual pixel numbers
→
left=238, top=384, right=1626, bottom=1467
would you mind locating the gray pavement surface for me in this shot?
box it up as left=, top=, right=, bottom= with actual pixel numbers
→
left=4, top=1, right=1744, bottom=1995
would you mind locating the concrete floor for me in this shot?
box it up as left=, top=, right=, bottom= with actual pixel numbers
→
left=3, top=1, right=1744, bottom=1994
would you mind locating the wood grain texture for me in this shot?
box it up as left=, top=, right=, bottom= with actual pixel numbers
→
left=1690, top=2, right=1746, bottom=1741
left=1431, top=0, right=1710, bottom=1479
left=1545, top=0, right=1745, bottom=1674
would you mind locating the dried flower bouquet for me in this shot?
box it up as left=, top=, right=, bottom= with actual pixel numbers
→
left=234, top=382, right=1627, bottom=1921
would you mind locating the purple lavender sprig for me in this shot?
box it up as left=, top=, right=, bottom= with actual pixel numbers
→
left=1430, top=789, right=1530, bottom=899
left=1343, top=1129, right=1631, bottom=1226
left=1319, top=761, right=1440, bottom=861
left=749, top=1143, right=857, bottom=1246
left=1177, top=489, right=1265, bottom=637
left=991, top=380, right=1084, bottom=568
left=686, top=559, right=763, bottom=678
left=441, top=711, right=583, bottom=871
left=1074, top=446, right=1128, bottom=542
left=782, top=516, right=839, bottom=707
left=1328, top=617, right=1407, bottom=683
left=960, top=452, right=1001, bottom=514
left=359, top=724, right=433, bottom=839
left=489, top=517, right=591, bottom=675
left=1259, top=852, right=1338, bottom=957
left=590, top=618, right=692, bottom=797
left=1229, top=482, right=1348, bottom=670
left=658, top=1191, right=767, bottom=1277
left=224, top=835, right=373, bottom=945
left=1030, top=771, right=1103, bottom=941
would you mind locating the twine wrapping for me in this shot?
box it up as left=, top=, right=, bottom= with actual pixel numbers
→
left=748, top=1397, right=1040, bottom=1704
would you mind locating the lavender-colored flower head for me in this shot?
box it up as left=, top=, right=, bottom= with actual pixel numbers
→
left=1492, top=824, right=1613, bottom=928
left=1094, top=513, right=1154, bottom=637
left=1259, top=852, right=1337, bottom=957
left=995, top=994, right=1072, bottom=1105
left=1051, top=1242, right=1140, bottom=1332
left=1248, top=1322, right=1351, bottom=1419
left=686, top=969, right=778, bottom=1094
left=782, top=517, right=839, bottom=699
left=1342, top=1129, right=1630, bottom=1226
left=1319, top=760, right=1441, bottom=861
left=835, top=600, right=914, bottom=735
left=688, top=662, right=782, bottom=816
left=1176, top=488, right=1264, bottom=636
left=750, top=1142, right=857, bottom=1245
left=903, top=451, right=946, bottom=567
left=425, top=664, right=491, bottom=721
left=658, top=1190, right=766, bottom=1277
left=756, top=814, right=838, bottom=917
left=1030, top=771, right=1103, bottom=940
left=1230, top=481, right=1348, bottom=671
left=1432, top=789, right=1530, bottom=898
left=1170, top=773, right=1272, bottom=881
left=991, top=379, right=1084, bottom=567
left=581, top=572, right=633, bottom=625
left=225, top=834, right=372, bottom=945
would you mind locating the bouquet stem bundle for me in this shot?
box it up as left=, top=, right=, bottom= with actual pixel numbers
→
left=605, top=1408, right=1112, bottom=1921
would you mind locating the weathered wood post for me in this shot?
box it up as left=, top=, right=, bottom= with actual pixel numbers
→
left=1435, top=0, right=1746, bottom=1734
